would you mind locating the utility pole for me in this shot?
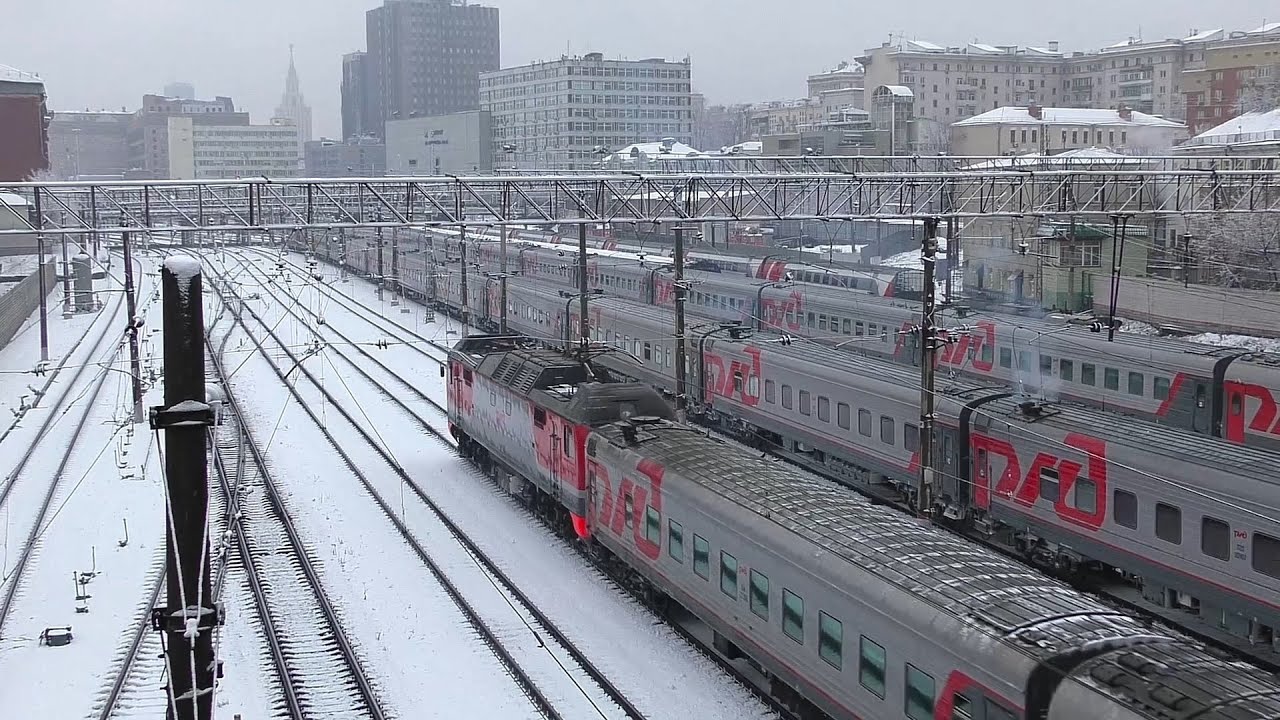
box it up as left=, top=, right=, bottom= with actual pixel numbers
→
left=1106, top=213, right=1131, bottom=342
left=151, top=258, right=219, bottom=720
left=390, top=228, right=399, bottom=296
left=459, top=226, right=469, bottom=327
left=577, top=222, right=589, bottom=352
left=498, top=223, right=509, bottom=335
left=60, top=224, right=73, bottom=315
left=918, top=217, right=940, bottom=517
left=32, top=188, right=49, bottom=363
left=375, top=220, right=385, bottom=300
left=1182, top=232, right=1192, bottom=289
left=673, top=225, right=688, bottom=422
left=122, top=231, right=145, bottom=423
left=944, top=215, right=958, bottom=302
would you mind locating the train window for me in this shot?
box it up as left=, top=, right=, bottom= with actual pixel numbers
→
left=819, top=612, right=843, bottom=670
left=981, top=342, right=994, bottom=366
left=1104, top=367, right=1120, bottom=391
left=505, top=399, right=513, bottom=415
left=749, top=376, right=760, bottom=398
left=623, top=494, right=634, bottom=530
left=666, top=348, right=673, bottom=368
left=905, top=424, right=919, bottom=452
left=838, top=403, right=851, bottom=430
left=856, top=321, right=865, bottom=336
left=749, top=570, right=769, bottom=619
left=817, top=397, right=830, bottom=422
left=1254, top=533, right=1280, bottom=579
left=643, top=343, right=652, bottom=361
left=819, top=315, right=828, bottom=331
left=880, top=416, right=895, bottom=445
left=1154, top=376, right=1170, bottom=400
left=783, top=590, right=804, bottom=644
left=668, top=521, right=684, bottom=563
left=563, top=433, right=573, bottom=457
left=782, top=385, right=794, bottom=409
left=693, top=535, right=710, bottom=579
left=999, top=347, right=1013, bottom=369
left=1127, top=372, right=1144, bottom=396
left=734, top=371, right=744, bottom=394
left=533, top=408, right=546, bottom=428
left=799, top=390, right=812, bottom=416
left=1201, top=517, right=1230, bottom=561
left=1114, top=490, right=1138, bottom=529
left=1017, top=352, right=1032, bottom=373
left=1082, top=363, right=1096, bottom=386
left=1039, top=354, right=1053, bottom=375
left=1074, top=478, right=1097, bottom=515
left=463, top=368, right=473, bottom=385
left=951, top=694, right=973, bottom=720
left=1156, top=503, right=1183, bottom=544
left=905, top=664, right=936, bottom=720
left=765, top=380, right=776, bottom=404
left=645, top=506, right=661, bottom=546
left=1060, top=359, right=1074, bottom=382
left=490, top=389, right=498, bottom=406
left=1040, top=467, right=1059, bottom=502
left=859, top=409, right=872, bottom=437
left=807, top=312, right=816, bottom=327
left=984, top=700, right=1017, bottom=720
left=843, top=319, right=852, bottom=334
left=720, top=551, right=738, bottom=598
left=858, top=636, right=886, bottom=698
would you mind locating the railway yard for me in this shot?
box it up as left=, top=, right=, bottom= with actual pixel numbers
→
left=0, top=226, right=1278, bottom=719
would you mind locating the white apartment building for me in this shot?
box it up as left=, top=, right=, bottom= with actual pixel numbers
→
left=480, top=53, right=694, bottom=168
left=858, top=31, right=1219, bottom=150
left=950, top=105, right=1188, bottom=156
left=166, top=117, right=300, bottom=179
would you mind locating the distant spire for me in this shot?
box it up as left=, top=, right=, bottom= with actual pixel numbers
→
left=275, top=44, right=312, bottom=145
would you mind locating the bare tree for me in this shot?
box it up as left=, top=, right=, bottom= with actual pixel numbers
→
left=1186, top=212, right=1280, bottom=290
left=1237, top=64, right=1280, bottom=115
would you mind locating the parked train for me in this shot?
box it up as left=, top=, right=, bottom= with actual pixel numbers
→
left=446, top=335, right=1280, bottom=720
left=299, top=227, right=1280, bottom=452
left=422, top=271, right=1280, bottom=661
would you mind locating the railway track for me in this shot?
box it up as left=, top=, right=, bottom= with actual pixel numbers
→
left=207, top=344, right=387, bottom=720
left=206, top=253, right=648, bottom=720
left=0, top=260, right=150, bottom=639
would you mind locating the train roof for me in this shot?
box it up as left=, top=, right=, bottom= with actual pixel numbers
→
left=451, top=337, right=672, bottom=423
left=593, top=418, right=1155, bottom=657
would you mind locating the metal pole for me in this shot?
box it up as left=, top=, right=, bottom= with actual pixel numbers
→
left=122, top=231, right=145, bottom=423
left=32, top=188, right=49, bottom=363
left=60, top=226, right=72, bottom=314
left=918, top=218, right=940, bottom=517
left=673, top=226, right=688, bottom=422
left=154, top=258, right=218, bottom=720
left=578, top=222, right=589, bottom=351
left=459, top=226, right=469, bottom=327
left=944, top=215, right=957, bottom=302
left=390, top=229, right=399, bottom=295
left=1183, top=232, right=1192, bottom=289
left=376, top=222, right=384, bottom=300
left=499, top=224, right=508, bottom=335
left=1107, top=214, right=1129, bottom=342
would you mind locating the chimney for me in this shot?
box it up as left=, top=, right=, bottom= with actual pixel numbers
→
left=1118, top=105, right=1133, bottom=121
left=1048, top=41, right=1059, bottom=52
left=1027, top=102, right=1043, bottom=120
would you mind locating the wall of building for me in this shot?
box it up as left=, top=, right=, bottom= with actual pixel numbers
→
left=0, top=85, right=49, bottom=181
left=304, top=139, right=386, bottom=177
left=167, top=117, right=300, bottom=179
left=385, top=111, right=491, bottom=175
left=1092, top=274, right=1280, bottom=336
left=0, top=260, right=54, bottom=351
left=1183, top=35, right=1280, bottom=134
left=48, top=112, right=133, bottom=179
left=950, top=119, right=1184, bottom=155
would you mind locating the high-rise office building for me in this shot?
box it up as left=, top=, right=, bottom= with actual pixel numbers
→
left=341, top=51, right=377, bottom=140
left=365, top=0, right=500, bottom=133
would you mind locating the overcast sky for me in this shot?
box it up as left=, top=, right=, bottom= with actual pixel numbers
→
left=7, top=1, right=1276, bottom=137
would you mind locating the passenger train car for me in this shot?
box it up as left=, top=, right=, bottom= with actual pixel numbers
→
left=304, top=228, right=1280, bottom=452
left=447, top=336, right=1280, bottom=720
left=438, top=276, right=1280, bottom=659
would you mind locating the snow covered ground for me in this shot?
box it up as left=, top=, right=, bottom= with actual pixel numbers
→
left=0, top=254, right=170, bottom=719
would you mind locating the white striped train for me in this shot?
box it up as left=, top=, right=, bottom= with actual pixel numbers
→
left=446, top=334, right=1280, bottom=720
left=437, top=274, right=1280, bottom=666
left=300, top=226, right=1280, bottom=453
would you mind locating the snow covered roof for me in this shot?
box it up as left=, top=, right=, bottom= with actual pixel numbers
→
left=812, top=61, right=863, bottom=76
left=0, top=64, right=41, bottom=84
left=1183, top=28, right=1225, bottom=42
left=1182, top=108, right=1280, bottom=147
left=962, top=147, right=1150, bottom=169
left=1248, top=22, right=1280, bottom=36
left=719, top=141, right=762, bottom=155
left=0, top=192, right=30, bottom=208
left=602, top=141, right=703, bottom=163
left=875, top=85, right=914, bottom=98
left=904, top=39, right=945, bottom=52
left=953, top=106, right=1185, bottom=128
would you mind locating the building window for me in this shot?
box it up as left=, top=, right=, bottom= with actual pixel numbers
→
left=782, top=589, right=804, bottom=643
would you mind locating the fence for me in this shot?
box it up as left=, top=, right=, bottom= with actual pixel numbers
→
left=0, top=259, right=55, bottom=350
left=1092, top=274, right=1280, bottom=337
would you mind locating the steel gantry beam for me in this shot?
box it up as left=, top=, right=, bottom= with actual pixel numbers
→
left=3, top=169, right=1280, bottom=235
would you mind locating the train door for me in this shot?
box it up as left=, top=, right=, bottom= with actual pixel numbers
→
left=1192, top=381, right=1211, bottom=434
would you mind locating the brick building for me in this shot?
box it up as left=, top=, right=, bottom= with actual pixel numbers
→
left=0, top=65, right=49, bottom=181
